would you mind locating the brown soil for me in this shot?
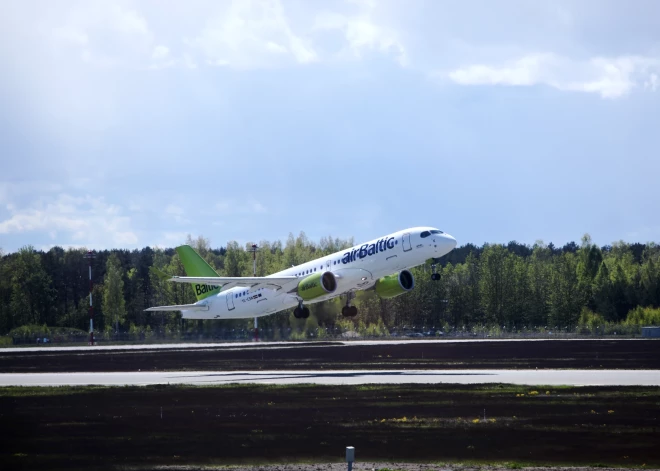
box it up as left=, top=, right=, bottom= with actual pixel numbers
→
left=1, top=384, right=659, bottom=470
left=1, top=340, right=659, bottom=373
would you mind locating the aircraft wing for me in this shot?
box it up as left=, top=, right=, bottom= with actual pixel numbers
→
left=168, top=275, right=298, bottom=291
left=145, top=303, right=209, bottom=312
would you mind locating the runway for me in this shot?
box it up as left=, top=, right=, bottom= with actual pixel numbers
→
left=0, top=337, right=643, bottom=353
left=2, top=369, right=660, bottom=387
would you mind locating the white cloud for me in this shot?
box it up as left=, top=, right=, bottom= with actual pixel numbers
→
left=152, top=45, right=170, bottom=60
left=152, top=231, right=190, bottom=249
left=164, top=204, right=190, bottom=224
left=51, top=3, right=155, bottom=68
left=216, top=199, right=268, bottom=215
left=444, top=53, right=660, bottom=99
left=0, top=194, right=138, bottom=248
left=314, top=2, right=407, bottom=66
left=186, top=0, right=317, bottom=69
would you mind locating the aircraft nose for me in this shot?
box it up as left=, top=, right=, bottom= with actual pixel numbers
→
left=443, top=233, right=457, bottom=250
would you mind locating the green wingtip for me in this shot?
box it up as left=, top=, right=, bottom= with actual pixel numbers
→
left=175, top=245, right=221, bottom=300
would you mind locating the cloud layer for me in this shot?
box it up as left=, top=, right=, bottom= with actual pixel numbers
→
left=1, top=0, right=659, bottom=252
left=446, top=53, right=660, bottom=98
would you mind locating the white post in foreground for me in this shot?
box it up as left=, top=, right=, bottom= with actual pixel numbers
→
left=346, top=446, right=355, bottom=471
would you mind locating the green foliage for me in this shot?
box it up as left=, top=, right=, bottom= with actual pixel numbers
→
left=578, top=307, right=606, bottom=330
left=103, top=254, right=126, bottom=332
left=623, top=306, right=660, bottom=326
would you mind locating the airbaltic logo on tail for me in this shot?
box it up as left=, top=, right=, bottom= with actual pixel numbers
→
left=342, top=237, right=395, bottom=264
left=195, top=284, right=220, bottom=296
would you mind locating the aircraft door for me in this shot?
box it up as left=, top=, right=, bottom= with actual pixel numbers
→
left=402, top=233, right=412, bottom=252
left=226, top=293, right=235, bottom=311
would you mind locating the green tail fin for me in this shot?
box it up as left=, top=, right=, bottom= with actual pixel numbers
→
left=175, top=245, right=222, bottom=301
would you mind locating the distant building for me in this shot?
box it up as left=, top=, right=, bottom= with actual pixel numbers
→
left=642, top=326, right=660, bottom=338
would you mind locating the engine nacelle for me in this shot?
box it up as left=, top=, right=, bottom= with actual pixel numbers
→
left=298, top=271, right=338, bottom=301
left=374, top=269, right=415, bottom=299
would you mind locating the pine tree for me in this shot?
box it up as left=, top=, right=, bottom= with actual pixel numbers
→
left=103, top=254, right=126, bottom=333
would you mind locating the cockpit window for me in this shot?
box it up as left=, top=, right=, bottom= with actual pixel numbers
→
left=430, top=230, right=444, bottom=234
left=420, top=231, right=430, bottom=238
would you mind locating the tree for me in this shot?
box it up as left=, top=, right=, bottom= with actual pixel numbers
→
left=9, top=246, right=55, bottom=328
left=592, top=262, right=615, bottom=321
left=103, top=254, right=126, bottom=333
left=549, top=253, right=581, bottom=330
left=641, top=256, right=660, bottom=306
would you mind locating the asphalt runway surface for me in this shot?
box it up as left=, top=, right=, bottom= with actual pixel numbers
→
left=3, top=368, right=660, bottom=387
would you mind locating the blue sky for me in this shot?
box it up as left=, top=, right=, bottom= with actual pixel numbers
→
left=1, top=0, right=659, bottom=253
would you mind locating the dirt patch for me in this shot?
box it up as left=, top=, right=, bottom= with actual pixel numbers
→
left=1, top=384, right=659, bottom=470
left=1, top=340, right=659, bottom=373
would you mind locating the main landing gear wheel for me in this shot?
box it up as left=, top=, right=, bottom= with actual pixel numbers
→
left=341, top=305, right=358, bottom=317
left=341, top=292, right=358, bottom=317
left=293, top=303, right=310, bottom=319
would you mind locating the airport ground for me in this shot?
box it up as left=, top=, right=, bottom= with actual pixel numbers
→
left=1, top=383, right=660, bottom=470
left=1, top=339, right=659, bottom=470
left=1, top=339, right=660, bottom=373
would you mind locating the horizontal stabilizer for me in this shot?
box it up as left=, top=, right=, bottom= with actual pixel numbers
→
left=144, top=303, right=209, bottom=312
left=168, top=275, right=297, bottom=291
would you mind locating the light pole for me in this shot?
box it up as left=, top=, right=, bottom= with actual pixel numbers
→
left=248, top=243, right=259, bottom=342
left=84, top=250, right=96, bottom=346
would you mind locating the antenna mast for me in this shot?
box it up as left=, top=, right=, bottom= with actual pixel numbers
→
left=84, top=250, right=97, bottom=346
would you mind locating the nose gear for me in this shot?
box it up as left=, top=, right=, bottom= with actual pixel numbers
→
left=430, top=259, right=441, bottom=281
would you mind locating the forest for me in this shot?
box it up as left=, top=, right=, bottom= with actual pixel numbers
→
left=1, top=231, right=660, bottom=343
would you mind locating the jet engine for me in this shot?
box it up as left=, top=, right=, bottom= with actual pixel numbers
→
left=298, top=271, right=337, bottom=301
left=374, top=269, right=415, bottom=299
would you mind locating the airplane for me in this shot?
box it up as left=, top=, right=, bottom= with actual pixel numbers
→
left=145, top=227, right=457, bottom=320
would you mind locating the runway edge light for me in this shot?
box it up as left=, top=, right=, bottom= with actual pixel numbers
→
left=346, top=446, right=355, bottom=471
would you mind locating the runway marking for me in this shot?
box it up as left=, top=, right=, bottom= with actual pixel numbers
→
left=2, top=369, right=660, bottom=387
left=0, top=338, right=648, bottom=354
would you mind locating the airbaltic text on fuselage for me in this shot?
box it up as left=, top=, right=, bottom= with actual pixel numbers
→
left=342, top=237, right=395, bottom=264
left=195, top=284, right=220, bottom=296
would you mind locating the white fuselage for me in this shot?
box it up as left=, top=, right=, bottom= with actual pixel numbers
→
left=182, top=226, right=456, bottom=320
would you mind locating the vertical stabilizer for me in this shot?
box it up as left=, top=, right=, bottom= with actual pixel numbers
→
left=175, top=245, right=222, bottom=301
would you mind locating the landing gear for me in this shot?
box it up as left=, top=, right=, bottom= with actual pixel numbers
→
left=342, top=305, right=358, bottom=317
left=293, top=301, right=310, bottom=319
left=341, top=292, right=358, bottom=317
left=431, top=261, right=441, bottom=281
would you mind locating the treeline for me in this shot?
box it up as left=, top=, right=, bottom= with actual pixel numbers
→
left=1, top=233, right=660, bottom=339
